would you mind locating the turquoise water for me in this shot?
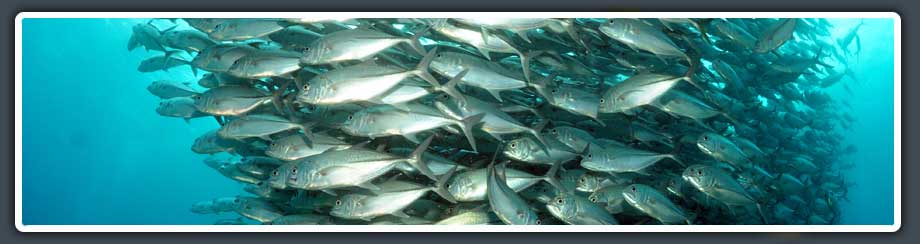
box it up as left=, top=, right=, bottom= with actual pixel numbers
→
left=20, top=18, right=895, bottom=225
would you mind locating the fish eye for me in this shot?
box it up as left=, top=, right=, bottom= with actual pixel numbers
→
left=579, top=178, right=586, bottom=183
left=556, top=198, right=564, bottom=204
left=589, top=196, right=597, bottom=202
left=291, top=167, right=298, bottom=173
left=697, top=170, right=703, bottom=176
left=608, top=20, right=614, bottom=24
left=551, top=89, right=558, bottom=93
left=536, top=220, right=542, bottom=225
left=551, top=129, right=557, bottom=134
left=631, top=186, right=637, bottom=192
left=270, top=143, right=276, bottom=147
left=194, top=96, right=201, bottom=100
left=509, top=143, right=516, bottom=148
left=599, top=98, right=605, bottom=104
left=703, top=136, right=709, bottom=140
left=302, top=84, right=309, bottom=90
left=335, top=200, right=342, bottom=205
left=587, top=154, right=592, bottom=158
left=233, top=198, right=240, bottom=203
left=347, top=115, right=353, bottom=120
left=272, top=170, right=279, bottom=176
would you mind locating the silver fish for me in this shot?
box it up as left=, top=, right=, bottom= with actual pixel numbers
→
left=487, top=162, right=539, bottom=225
left=547, top=191, right=619, bottom=225
left=622, top=184, right=691, bottom=224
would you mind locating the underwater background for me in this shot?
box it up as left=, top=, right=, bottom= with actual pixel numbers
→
left=20, top=17, right=894, bottom=225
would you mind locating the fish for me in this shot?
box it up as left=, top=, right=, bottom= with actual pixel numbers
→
left=445, top=163, right=559, bottom=202
left=286, top=135, right=440, bottom=190
left=156, top=97, right=208, bottom=122
left=434, top=92, right=551, bottom=153
left=487, top=162, right=540, bottom=225
left=217, top=114, right=311, bottom=141
left=502, top=136, right=578, bottom=166
left=682, top=164, right=769, bottom=224
left=600, top=19, right=689, bottom=62
left=137, top=52, right=197, bottom=75
left=191, top=129, right=244, bottom=155
left=159, top=28, right=217, bottom=53
left=128, top=22, right=168, bottom=52
left=191, top=86, right=275, bottom=116
left=581, top=143, right=683, bottom=174
left=329, top=167, right=457, bottom=221
left=233, top=197, right=284, bottom=223
left=147, top=80, right=200, bottom=99
left=588, top=184, right=629, bottom=214
left=755, top=19, right=797, bottom=53
left=546, top=84, right=604, bottom=124
left=340, top=103, right=484, bottom=153
left=300, top=28, right=427, bottom=65
left=209, top=19, right=285, bottom=41
left=598, top=64, right=699, bottom=114
left=430, top=19, right=536, bottom=81
left=296, top=48, right=451, bottom=105
left=697, top=132, right=754, bottom=170
left=544, top=126, right=595, bottom=152
left=429, top=51, right=552, bottom=102
left=622, top=184, right=691, bottom=224
left=227, top=49, right=303, bottom=78
left=435, top=210, right=501, bottom=225
left=265, top=132, right=351, bottom=161
left=546, top=191, right=619, bottom=225
left=191, top=43, right=258, bottom=73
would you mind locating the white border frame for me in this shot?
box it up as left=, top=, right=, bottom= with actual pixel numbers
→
left=13, top=12, right=901, bottom=232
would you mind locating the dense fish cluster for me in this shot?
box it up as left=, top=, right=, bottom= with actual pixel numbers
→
left=132, top=17, right=861, bottom=225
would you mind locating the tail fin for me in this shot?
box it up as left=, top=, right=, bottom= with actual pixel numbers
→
left=529, top=119, right=552, bottom=157
left=517, top=49, right=534, bottom=82
left=542, top=160, right=565, bottom=193
left=457, top=113, right=486, bottom=153
left=406, top=135, right=438, bottom=181
left=296, top=122, right=316, bottom=148
left=529, top=73, right=557, bottom=105
left=681, top=52, right=705, bottom=92
left=561, top=19, right=590, bottom=52
left=720, top=111, right=744, bottom=127
left=411, top=47, right=440, bottom=88
left=431, top=165, right=459, bottom=204
left=666, top=154, right=686, bottom=167
left=406, top=27, right=431, bottom=56
left=756, top=203, right=770, bottom=224
left=161, top=50, right=182, bottom=71
left=694, top=18, right=715, bottom=46
left=436, top=68, right=468, bottom=103
left=270, top=79, right=293, bottom=117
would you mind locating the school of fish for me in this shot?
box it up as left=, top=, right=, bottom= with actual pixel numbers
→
left=131, top=17, right=863, bottom=225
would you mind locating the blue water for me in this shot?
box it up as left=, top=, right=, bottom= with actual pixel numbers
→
left=827, top=19, right=896, bottom=225
left=21, top=18, right=896, bottom=225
